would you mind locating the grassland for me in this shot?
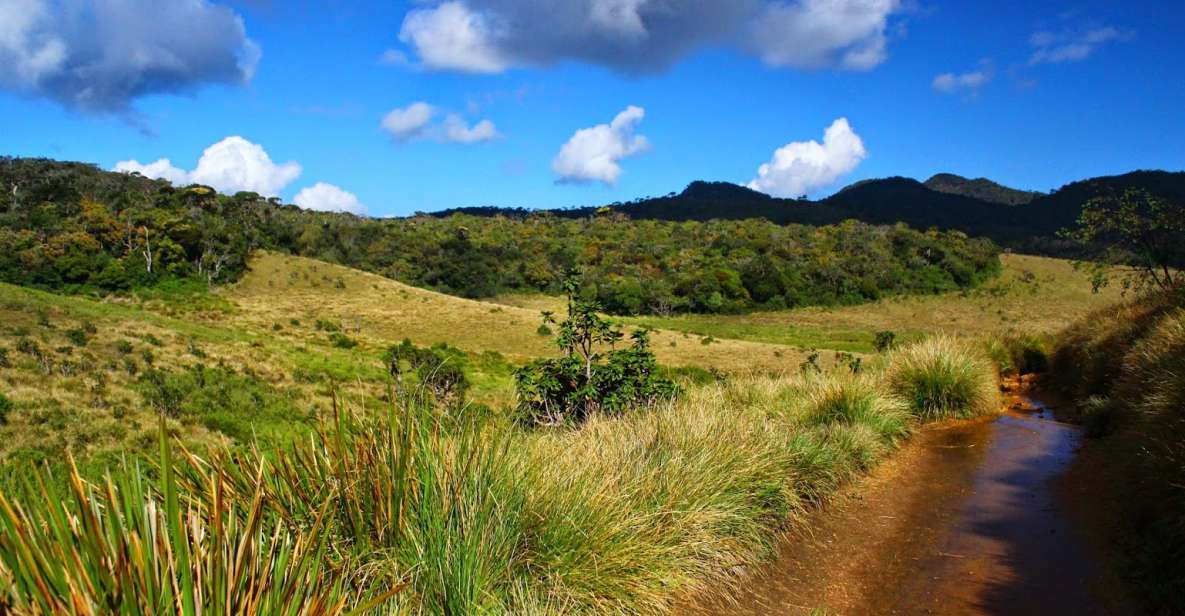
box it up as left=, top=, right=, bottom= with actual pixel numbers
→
left=498, top=254, right=1124, bottom=352
left=1, top=333, right=1000, bottom=614
left=0, top=251, right=1121, bottom=476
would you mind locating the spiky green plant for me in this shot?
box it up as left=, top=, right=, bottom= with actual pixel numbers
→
left=0, top=424, right=398, bottom=615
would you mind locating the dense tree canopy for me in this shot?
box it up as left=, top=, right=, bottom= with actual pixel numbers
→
left=1, top=157, right=1001, bottom=315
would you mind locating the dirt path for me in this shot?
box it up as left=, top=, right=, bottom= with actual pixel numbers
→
left=687, top=379, right=1135, bottom=615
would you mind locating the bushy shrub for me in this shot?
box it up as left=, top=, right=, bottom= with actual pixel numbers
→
left=886, top=337, right=998, bottom=420
left=328, top=332, right=357, bottom=349
left=515, top=280, right=678, bottom=426
left=64, top=327, right=89, bottom=347
left=115, top=340, right=134, bottom=354
left=0, top=393, right=12, bottom=425
left=383, top=339, right=469, bottom=403
left=136, top=365, right=305, bottom=440
left=874, top=330, right=898, bottom=352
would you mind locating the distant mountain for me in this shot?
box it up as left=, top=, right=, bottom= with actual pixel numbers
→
left=923, top=173, right=1041, bottom=205
left=431, top=170, right=1185, bottom=255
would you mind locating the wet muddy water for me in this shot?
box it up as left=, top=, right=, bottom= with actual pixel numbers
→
left=687, top=384, right=1133, bottom=615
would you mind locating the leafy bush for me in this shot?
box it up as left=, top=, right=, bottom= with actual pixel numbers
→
left=383, top=339, right=469, bottom=403
left=64, top=327, right=89, bottom=347
left=886, top=337, right=998, bottom=420
left=136, top=365, right=306, bottom=441
left=874, top=330, right=898, bottom=352
left=514, top=280, right=678, bottom=426
left=328, top=332, right=357, bottom=349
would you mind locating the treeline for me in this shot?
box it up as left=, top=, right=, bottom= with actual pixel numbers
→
left=1, top=157, right=1000, bottom=314
left=0, top=157, right=273, bottom=292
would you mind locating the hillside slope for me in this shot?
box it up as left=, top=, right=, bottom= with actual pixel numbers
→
left=225, top=251, right=814, bottom=374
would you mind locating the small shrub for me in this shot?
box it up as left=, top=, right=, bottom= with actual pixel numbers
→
left=142, top=333, right=163, bottom=347
left=115, top=340, right=134, bottom=354
left=289, top=318, right=301, bottom=326
left=329, top=332, right=357, bottom=349
left=536, top=323, right=552, bottom=337
left=36, top=310, right=50, bottom=328
left=272, top=323, right=283, bottom=331
left=64, top=327, right=89, bottom=347
left=187, top=340, right=207, bottom=358
left=82, top=321, right=97, bottom=335
left=886, top=337, right=998, bottom=420
left=799, top=351, right=821, bottom=375
left=383, top=339, right=469, bottom=403
left=0, top=347, right=9, bottom=368
left=315, top=319, right=341, bottom=333
left=0, top=393, right=12, bottom=425
left=874, top=330, right=898, bottom=353
left=514, top=278, right=678, bottom=426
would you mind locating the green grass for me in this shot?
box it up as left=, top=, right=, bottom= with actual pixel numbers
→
left=0, top=337, right=1000, bottom=614
left=616, top=254, right=1124, bottom=352
left=885, top=337, right=1000, bottom=421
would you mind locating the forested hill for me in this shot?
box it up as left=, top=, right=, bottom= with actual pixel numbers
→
left=0, top=156, right=1000, bottom=316
left=435, top=170, right=1185, bottom=254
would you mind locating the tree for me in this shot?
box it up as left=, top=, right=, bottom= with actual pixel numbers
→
left=1067, top=188, right=1185, bottom=292
left=514, top=276, right=678, bottom=426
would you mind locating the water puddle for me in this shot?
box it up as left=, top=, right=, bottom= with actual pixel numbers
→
left=687, top=382, right=1129, bottom=615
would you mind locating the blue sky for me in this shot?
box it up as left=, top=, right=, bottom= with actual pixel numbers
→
left=2, top=0, right=1183, bottom=216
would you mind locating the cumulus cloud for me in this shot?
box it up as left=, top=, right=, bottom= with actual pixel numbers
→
left=0, top=0, right=259, bottom=112
left=1028, top=26, right=1128, bottom=65
left=380, top=101, right=500, bottom=143
left=747, top=117, right=866, bottom=198
left=749, top=0, right=899, bottom=70
left=932, top=62, right=993, bottom=95
left=552, top=105, right=650, bottom=186
left=293, top=182, right=366, bottom=214
left=113, top=158, right=189, bottom=186
left=381, top=102, right=437, bottom=141
left=114, top=136, right=301, bottom=197
left=395, top=0, right=903, bottom=75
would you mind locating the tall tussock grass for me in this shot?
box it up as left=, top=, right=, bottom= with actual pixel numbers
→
left=884, top=336, right=999, bottom=421
left=1051, top=291, right=1185, bottom=612
left=0, top=338, right=999, bottom=615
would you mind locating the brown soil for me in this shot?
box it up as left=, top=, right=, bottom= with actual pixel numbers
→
left=685, top=377, right=1137, bottom=615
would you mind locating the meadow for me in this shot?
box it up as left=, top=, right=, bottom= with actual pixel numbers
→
left=0, top=248, right=1132, bottom=614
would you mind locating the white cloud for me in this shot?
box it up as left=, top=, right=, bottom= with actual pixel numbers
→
left=113, top=158, right=189, bottom=185
left=113, top=136, right=301, bottom=197
left=0, top=0, right=259, bottom=112
left=381, top=102, right=437, bottom=141
left=394, top=0, right=904, bottom=75
left=932, top=62, right=993, bottom=95
left=293, top=182, right=366, bottom=214
left=749, top=0, right=899, bottom=70
left=380, top=101, right=499, bottom=143
left=398, top=1, right=508, bottom=73
left=442, top=114, right=500, bottom=143
left=552, top=105, right=650, bottom=186
left=747, top=117, right=866, bottom=198
left=1029, top=26, right=1127, bottom=65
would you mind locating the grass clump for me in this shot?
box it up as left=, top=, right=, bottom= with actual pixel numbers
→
left=1050, top=293, right=1185, bottom=612
left=885, top=336, right=999, bottom=420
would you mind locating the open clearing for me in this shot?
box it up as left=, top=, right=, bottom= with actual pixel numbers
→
left=499, top=255, right=1125, bottom=352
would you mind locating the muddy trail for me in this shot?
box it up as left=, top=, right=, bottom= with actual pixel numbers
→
left=688, top=377, right=1135, bottom=615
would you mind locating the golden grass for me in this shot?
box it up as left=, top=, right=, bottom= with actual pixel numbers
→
left=224, top=251, right=820, bottom=375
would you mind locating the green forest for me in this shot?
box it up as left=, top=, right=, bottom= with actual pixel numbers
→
left=0, top=157, right=1001, bottom=315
